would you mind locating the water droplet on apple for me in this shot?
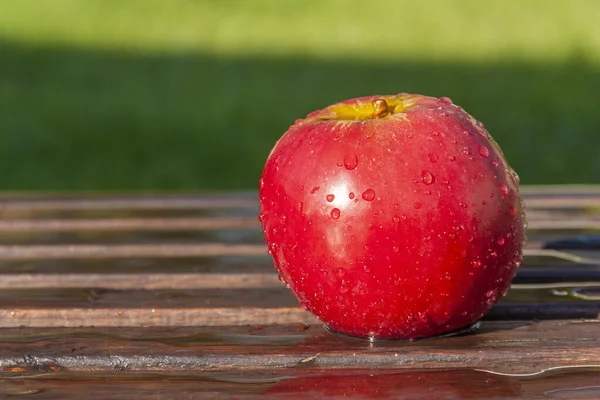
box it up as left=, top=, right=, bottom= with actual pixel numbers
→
left=343, top=154, right=358, bottom=170
left=392, top=246, right=400, bottom=253
left=339, top=285, right=349, bottom=294
left=440, top=96, right=453, bottom=105
left=449, top=155, right=457, bottom=161
left=492, top=160, right=499, bottom=168
left=326, top=194, right=335, bottom=202
left=414, top=202, right=422, bottom=209
left=478, top=145, right=490, bottom=158
left=362, top=189, right=376, bottom=201
left=459, top=202, right=467, bottom=209
left=421, top=170, right=434, bottom=185
left=392, top=215, right=400, bottom=223
left=336, top=268, right=346, bottom=277
left=349, top=192, right=355, bottom=199
left=330, top=208, right=341, bottom=219
left=428, top=152, right=439, bottom=163
left=310, top=186, right=320, bottom=194
left=258, top=213, right=264, bottom=222
left=498, top=184, right=509, bottom=197
left=296, top=201, right=304, bottom=213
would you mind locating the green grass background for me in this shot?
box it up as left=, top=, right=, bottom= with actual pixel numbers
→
left=1, top=0, right=599, bottom=191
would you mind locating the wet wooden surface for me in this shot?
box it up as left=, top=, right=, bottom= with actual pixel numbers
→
left=0, top=186, right=599, bottom=399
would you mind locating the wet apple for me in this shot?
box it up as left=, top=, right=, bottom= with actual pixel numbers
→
left=259, top=94, right=526, bottom=339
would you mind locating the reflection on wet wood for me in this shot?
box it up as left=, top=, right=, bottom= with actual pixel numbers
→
left=0, top=187, right=598, bottom=399
left=1, top=368, right=598, bottom=400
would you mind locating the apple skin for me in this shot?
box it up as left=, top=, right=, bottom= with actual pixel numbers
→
left=259, top=94, right=526, bottom=339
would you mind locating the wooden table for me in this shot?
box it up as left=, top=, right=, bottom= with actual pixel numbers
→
left=0, top=186, right=598, bottom=399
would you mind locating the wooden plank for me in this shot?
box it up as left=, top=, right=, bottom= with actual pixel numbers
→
left=0, top=187, right=597, bottom=214
left=0, top=271, right=598, bottom=289
left=0, top=298, right=597, bottom=327
left=0, top=243, right=598, bottom=261
left=0, top=368, right=599, bottom=400
left=0, top=217, right=259, bottom=232
left=0, top=216, right=598, bottom=232
left=0, top=321, right=597, bottom=375
left=0, top=307, right=318, bottom=327
left=0, top=304, right=594, bottom=327
left=0, top=243, right=268, bottom=259
left=0, top=194, right=257, bottom=211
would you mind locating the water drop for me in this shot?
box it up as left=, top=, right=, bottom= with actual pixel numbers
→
left=336, top=268, right=346, bottom=277
left=482, top=200, right=487, bottom=205
left=326, top=194, right=335, bottom=202
left=362, top=189, right=376, bottom=201
left=491, top=161, right=499, bottom=168
left=392, top=215, right=400, bottom=223
left=330, top=208, right=341, bottom=219
left=440, top=96, right=453, bottom=105
left=478, top=145, right=490, bottom=158
left=414, top=202, right=422, bottom=209
left=392, top=246, right=400, bottom=253
left=428, top=152, right=439, bottom=163
left=485, top=289, right=495, bottom=304
left=421, top=170, right=434, bottom=185
left=343, top=154, right=358, bottom=170
left=310, top=186, right=320, bottom=194
left=340, top=285, right=349, bottom=294
left=459, top=202, right=467, bottom=209
left=497, top=237, right=505, bottom=246
left=349, top=192, right=355, bottom=199
left=258, top=213, right=264, bottom=222
left=462, top=147, right=471, bottom=155
left=296, top=201, right=304, bottom=213
left=498, top=184, right=509, bottom=197
left=449, top=155, right=456, bottom=161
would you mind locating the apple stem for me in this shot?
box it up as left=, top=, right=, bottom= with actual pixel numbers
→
left=372, top=98, right=390, bottom=119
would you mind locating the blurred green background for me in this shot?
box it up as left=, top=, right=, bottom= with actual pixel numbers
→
left=1, top=0, right=599, bottom=191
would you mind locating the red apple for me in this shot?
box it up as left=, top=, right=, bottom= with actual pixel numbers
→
left=259, top=94, right=526, bottom=339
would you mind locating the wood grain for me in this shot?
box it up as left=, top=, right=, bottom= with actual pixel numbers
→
left=0, top=321, right=597, bottom=375
left=0, top=187, right=598, bottom=399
